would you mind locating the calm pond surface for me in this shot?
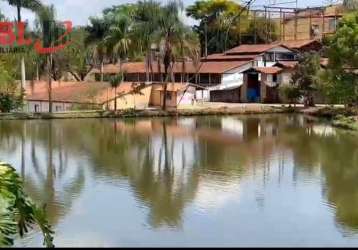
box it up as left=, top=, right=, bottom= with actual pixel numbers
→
left=1, top=114, right=358, bottom=247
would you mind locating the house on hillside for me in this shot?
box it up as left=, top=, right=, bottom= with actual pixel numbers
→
left=205, top=43, right=297, bottom=102
left=282, top=4, right=344, bottom=41
left=281, top=39, right=323, bottom=53
left=238, top=61, right=300, bottom=103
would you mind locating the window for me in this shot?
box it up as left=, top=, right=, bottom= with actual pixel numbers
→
left=56, top=106, right=62, bottom=112
left=272, top=74, right=278, bottom=83
left=311, top=24, right=320, bottom=38
left=329, top=19, right=336, bottom=32
left=265, top=53, right=275, bottom=62
left=166, top=92, right=172, bottom=101
left=276, top=53, right=295, bottom=61
left=34, top=104, right=40, bottom=113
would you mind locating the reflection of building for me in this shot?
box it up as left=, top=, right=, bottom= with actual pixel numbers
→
left=221, top=117, right=244, bottom=139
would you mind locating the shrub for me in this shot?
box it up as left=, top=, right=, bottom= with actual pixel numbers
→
left=0, top=163, right=54, bottom=247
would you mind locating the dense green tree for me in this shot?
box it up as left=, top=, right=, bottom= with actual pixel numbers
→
left=279, top=84, right=301, bottom=107
left=131, top=0, right=162, bottom=81
left=103, top=4, right=136, bottom=63
left=0, top=58, right=23, bottom=112
left=244, top=16, right=278, bottom=44
left=321, top=11, right=358, bottom=106
left=60, top=28, right=93, bottom=81
left=186, top=0, right=251, bottom=54
left=1, top=0, right=44, bottom=95
left=343, top=0, right=358, bottom=10
left=290, top=52, right=321, bottom=107
left=86, top=17, right=112, bottom=83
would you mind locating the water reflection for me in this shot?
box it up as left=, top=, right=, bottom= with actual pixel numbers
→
left=0, top=114, right=358, bottom=246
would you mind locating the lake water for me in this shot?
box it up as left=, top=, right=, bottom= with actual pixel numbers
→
left=1, top=114, right=358, bottom=247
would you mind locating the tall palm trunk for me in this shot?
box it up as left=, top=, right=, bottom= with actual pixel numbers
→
left=36, top=63, right=39, bottom=80
left=100, top=60, right=104, bottom=82
left=157, top=56, right=163, bottom=83
left=114, top=86, right=117, bottom=111
left=162, top=41, right=172, bottom=111
left=145, top=52, right=150, bottom=82
left=163, top=61, right=170, bottom=110
left=100, top=60, right=109, bottom=110
left=47, top=54, right=53, bottom=113
left=16, top=4, right=26, bottom=107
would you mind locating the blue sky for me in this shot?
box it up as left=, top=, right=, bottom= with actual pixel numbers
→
left=0, top=0, right=331, bottom=26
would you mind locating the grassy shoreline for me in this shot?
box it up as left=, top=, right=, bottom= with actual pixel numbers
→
left=0, top=105, right=289, bottom=120
left=1, top=105, right=357, bottom=131
left=298, top=106, right=358, bottom=131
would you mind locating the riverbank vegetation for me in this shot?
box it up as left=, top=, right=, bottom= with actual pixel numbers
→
left=0, top=162, right=54, bottom=247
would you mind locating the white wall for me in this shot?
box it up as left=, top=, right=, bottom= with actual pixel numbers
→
left=268, top=46, right=293, bottom=53
left=220, top=62, right=254, bottom=89
left=196, top=89, right=210, bottom=101
left=26, top=101, right=73, bottom=112
left=279, top=72, right=292, bottom=85
left=177, top=86, right=196, bottom=106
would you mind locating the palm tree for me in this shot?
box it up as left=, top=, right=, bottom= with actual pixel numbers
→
left=131, top=0, right=161, bottom=82
left=153, top=0, right=199, bottom=110
left=86, top=17, right=110, bottom=83
left=109, top=72, right=124, bottom=111
left=2, top=0, right=43, bottom=98
left=35, top=4, right=57, bottom=112
left=104, top=5, right=134, bottom=66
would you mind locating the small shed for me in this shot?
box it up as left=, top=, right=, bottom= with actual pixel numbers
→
left=242, top=67, right=283, bottom=103
left=150, top=83, right=205, bottom=108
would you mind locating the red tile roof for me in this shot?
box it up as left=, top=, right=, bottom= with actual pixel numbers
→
left=25, top=81, right=144, bottom=104
left=92, top=62, right=197, bottom=74
left=225, top=44, right=284, bottom=55
left=202, top=53, right=258, bottom=61
left=197, top=61, right=252, bottom=73
left=254, top=67, right=282, bottom=74
left=92, top=60, right=253, bottom=75
left=281, top=39, right=321, bottom=49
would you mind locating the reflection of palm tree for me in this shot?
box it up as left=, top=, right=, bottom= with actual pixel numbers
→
left=21, top=125, right=26, bottom=178
left=1, top=120, right=87, bottom=226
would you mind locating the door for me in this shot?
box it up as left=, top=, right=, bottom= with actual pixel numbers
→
left=247, top=73, right=260, bottom=102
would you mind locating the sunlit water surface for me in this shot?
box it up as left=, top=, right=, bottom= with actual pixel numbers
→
left=0, top=114, right=358, bottom=247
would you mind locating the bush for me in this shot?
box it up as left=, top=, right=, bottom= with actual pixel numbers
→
left=0, top=163, right=54, bottom=247
left=0, top=92, right=23, bottom=113
left=0, top=61, right=23, bottom=112
left=279, top=84, right=300, bottom=105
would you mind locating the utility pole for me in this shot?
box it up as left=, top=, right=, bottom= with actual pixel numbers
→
left=204, top=17, right=208, bottom=58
